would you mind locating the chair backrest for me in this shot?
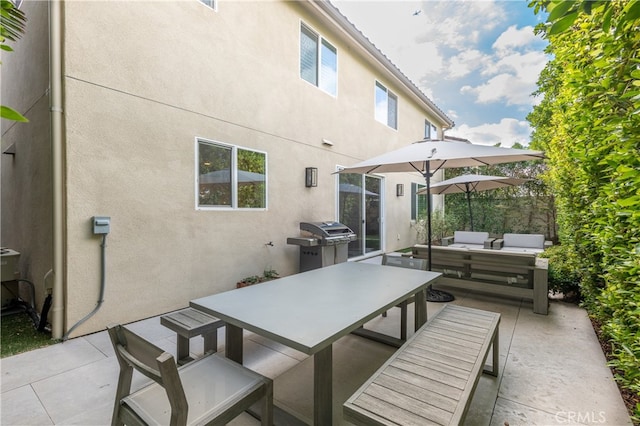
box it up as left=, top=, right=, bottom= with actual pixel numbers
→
left=503, top=233, right=545, bottom=249
left=382, top=254, right=427, bottom=270
left=108, top=324, right=188, bottom=425
left=454, top=231, right=489, bottom=245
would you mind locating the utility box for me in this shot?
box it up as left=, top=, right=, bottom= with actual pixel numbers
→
left=1, top=248, right=20, bottom=282
left=1, top=248, right=21, bottom=308
left=93, top=216, right=111, bottom=234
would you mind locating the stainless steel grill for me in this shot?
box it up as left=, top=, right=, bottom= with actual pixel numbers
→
left=287, top=221, right=356, bottom=272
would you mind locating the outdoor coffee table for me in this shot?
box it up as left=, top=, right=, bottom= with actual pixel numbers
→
left=190, top=261, right=440, bottom=425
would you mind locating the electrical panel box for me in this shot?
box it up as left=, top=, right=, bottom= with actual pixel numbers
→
left=93, top=216, right=111, bottom=235
left=1, top=248, right=20, bottom=307
left=1, top=248, right=20, bottom=282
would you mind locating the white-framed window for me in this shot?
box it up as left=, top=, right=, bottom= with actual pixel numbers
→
left=196, top=138, right=267, bottom=210
left=375, top=81, right=398, bottom=129
left=424, top=120, right=436, bottom=140
left=300, top=22, right=337, bottom=96
left=199, top=0, right=216, bottom=10
left=411, top=182, right=429, bottom=220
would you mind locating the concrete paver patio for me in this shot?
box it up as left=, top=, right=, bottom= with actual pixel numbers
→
left=1, top=262, right=632, bottom=425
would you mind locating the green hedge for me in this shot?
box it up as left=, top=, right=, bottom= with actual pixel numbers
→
left=528, top=1, right=640, bottom=419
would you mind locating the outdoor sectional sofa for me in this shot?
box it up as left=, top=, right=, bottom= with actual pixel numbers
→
left=410, top=241, right=549, bottom=314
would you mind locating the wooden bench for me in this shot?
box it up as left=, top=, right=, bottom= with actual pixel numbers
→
left=160, top=307, right=225, bottom=365
left=344, top=304, right=500, bottom=425
left=410, top=245, right=549, bottom=315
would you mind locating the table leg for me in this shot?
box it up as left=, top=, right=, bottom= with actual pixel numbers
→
left=314, top=345, right=332, bottom=426
left=414, top=289, right=427, bottom=330
left=400, top=301, right=408, bottom=341
left=225, top=324, right=243, bottom=364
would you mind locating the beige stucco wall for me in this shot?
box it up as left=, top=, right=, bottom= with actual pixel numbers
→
left=1, top=0, right=449, bottom=336
left=1, top=0, right=53, bottom=310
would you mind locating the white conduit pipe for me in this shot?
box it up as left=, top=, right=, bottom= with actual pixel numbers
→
left=50, top=0, right=64, bottom=340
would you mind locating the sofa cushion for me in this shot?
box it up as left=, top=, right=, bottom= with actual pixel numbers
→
left=503, top=233, right=545, bottom=249
left=454, top=231, right=490, bottom=245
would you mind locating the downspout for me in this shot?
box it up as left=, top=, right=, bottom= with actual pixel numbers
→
left=50, top=0, right=65, bottom=340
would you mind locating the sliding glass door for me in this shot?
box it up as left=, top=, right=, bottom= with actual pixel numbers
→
left=338, top=173, right=383, bottom=258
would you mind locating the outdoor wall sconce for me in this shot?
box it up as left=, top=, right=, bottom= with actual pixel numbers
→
left=396, top=183, right=404, bottom=196
left=305, top=167, right=318, bottom=187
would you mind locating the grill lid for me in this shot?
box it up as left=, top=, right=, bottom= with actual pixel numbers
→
left=299, top=221, right=355, bottom=240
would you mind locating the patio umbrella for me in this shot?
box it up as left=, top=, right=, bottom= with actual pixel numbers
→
left=338, top=139, right=544, bottom=302
left=417, top=174, right=529, bottom=231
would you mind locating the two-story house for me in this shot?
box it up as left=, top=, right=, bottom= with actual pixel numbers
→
left=1, top=0, right=454, bottom=339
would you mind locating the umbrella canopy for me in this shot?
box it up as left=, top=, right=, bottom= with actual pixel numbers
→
left=338, top=139, right=544, bottom=301
left=417, top=174, right=530, bottom=231
left=339, top=140, right=544, bottom=175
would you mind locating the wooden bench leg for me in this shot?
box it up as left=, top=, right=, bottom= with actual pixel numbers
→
left=414, top=289, right=427, bottom=330
left=177, top=335, right=190, bottom=363
left=491, top=326, right=499, bottom=376
left=484, top=320, right=500, bottom=377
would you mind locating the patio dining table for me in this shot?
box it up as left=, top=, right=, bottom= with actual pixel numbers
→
left=190, top=261, right=441, bottom=425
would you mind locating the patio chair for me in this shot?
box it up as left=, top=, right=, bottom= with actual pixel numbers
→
left=381, top=254, right=428, bottom=340
left=108, top=324, right=273, bottom=426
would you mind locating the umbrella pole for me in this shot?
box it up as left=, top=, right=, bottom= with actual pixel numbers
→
left=466, top=183, right=474, bottom=231
left=425, top=165, right=432, bottom=272
left=423, top=164, right=454, bottom=303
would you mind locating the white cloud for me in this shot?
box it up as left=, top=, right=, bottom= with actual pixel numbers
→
left=447, top=118, right=532, bottom=147
left=331, top=0, right=548, bottom=144
left=461, top=73, right=530, bottom=105
left=447, top=49, right=489, bottom=79
left=466, top=50, right=548, bottom=106
left=493, top=25, right=539, bottom=55
left=415, top=1, right=505, bottom=50
left=496, top=51, right=548, bottom=83
left=409, top=9, right=547, bottom=107
left=396, top=41, right=445, bottom=82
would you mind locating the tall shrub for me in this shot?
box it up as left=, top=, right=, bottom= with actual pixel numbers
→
left=528, top=0, right=640, bottom=417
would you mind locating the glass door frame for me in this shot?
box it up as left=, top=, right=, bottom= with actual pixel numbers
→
left=335, top=168, right=385, bottom=260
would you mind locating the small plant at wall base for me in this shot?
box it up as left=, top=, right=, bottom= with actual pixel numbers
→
left=538, top=244, right=582, bottom=302
left=236, top=269, right=279, bottom=288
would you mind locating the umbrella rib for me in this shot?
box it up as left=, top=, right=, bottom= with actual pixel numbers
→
left=432, top=161, right=446, bottom=174
left=364, top=165, right=382, bottom=174
left=410, top=162, right=424, bottom=174
left=471, top=158, right=492, bottom=167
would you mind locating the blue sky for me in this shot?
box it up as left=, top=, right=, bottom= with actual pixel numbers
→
left=331, top=0, right=549, bottom=147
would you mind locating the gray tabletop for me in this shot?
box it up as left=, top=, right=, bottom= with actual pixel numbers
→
left=190, top=261, right=441, bottom=354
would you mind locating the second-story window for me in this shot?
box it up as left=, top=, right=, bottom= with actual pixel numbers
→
left=375, top=81, right=397, bottom=129
left=424, top=120, right=436, bottom=139
left=300, top=23, right=337, bottom=96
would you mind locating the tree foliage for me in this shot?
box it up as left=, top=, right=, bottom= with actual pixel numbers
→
left=0, top=0, right=28, bottom=122
left=528, top=0, right=640, bottom=416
